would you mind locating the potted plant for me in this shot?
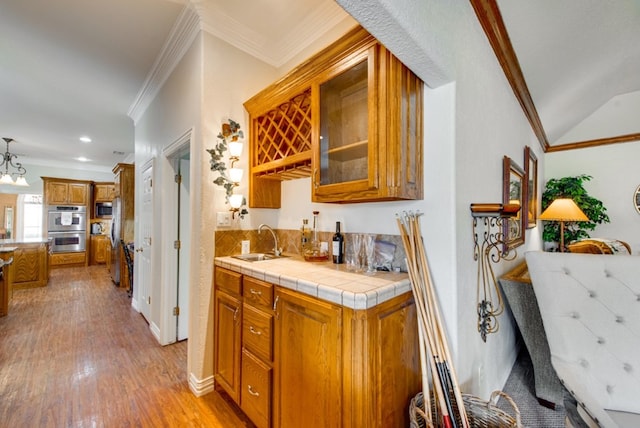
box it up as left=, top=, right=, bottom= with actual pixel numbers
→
left=541, top=174, right=609, bottom=246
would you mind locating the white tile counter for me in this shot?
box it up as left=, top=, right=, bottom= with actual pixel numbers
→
left=214, top=255, right=411, bottom=310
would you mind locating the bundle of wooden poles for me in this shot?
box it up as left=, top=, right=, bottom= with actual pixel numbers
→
left=397, top=211, right=469, bottom=428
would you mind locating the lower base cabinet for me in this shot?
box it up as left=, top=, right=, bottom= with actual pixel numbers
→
left=274, top=287, right=342, bottom=427
left=213, top=266, right=420, bottom=428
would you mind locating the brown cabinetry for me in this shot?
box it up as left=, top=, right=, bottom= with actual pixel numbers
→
left=213, top=265, right=420, bottom=428
left=244, top=26, right=423, bottom=207
left=241, top=276, right=274, bottom=428
left=43, top=178, right=90, bottom=206
left=273, top=287, right=342, bottom=428
left=90, top=235, right=110, bottom=265
left=93, top=183, right=115, bottom=202
left=10, top=242, right=50, bottom=289
left=214, top=267, right=243, bottom=403
left=111, top=163, right=134, bottom=288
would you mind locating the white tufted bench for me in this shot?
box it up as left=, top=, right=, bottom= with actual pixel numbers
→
left=526, top=251, right=640, bottom=428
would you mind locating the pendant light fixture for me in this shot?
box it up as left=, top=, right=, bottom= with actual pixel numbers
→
left=0, top=138, right=29, bottom=186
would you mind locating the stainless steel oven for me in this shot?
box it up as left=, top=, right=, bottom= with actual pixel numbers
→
left=47, top=205, right=86, bottom=232
left=49, top=231, right=86, bottom=253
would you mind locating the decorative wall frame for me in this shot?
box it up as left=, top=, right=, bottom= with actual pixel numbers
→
left=634, top=184, right=640, bottom=214
left=524, top=146, right=538, bottom=228
left=503, top=156, right=525, bottom=251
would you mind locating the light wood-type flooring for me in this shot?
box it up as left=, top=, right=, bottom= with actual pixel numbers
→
left=0, top=265, right=254, bottom=427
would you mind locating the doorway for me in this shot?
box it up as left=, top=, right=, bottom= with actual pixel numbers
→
left=175, top=154, right=191, bottom=341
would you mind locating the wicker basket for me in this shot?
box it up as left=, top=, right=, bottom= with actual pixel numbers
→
left=409, top=390, right=522, bottom=428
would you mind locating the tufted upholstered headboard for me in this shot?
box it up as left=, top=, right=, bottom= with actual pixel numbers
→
left=526, top=251, right=640, bottom=428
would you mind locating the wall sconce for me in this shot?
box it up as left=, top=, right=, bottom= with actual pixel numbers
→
left=470, top=203, right=520, bottom=342
left=229, top=194, right=244, bottom=219
left=207, top=119, right=248, bottom=219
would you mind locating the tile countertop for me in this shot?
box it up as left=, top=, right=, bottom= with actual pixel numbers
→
left=214, top=255, right=411, bottom=310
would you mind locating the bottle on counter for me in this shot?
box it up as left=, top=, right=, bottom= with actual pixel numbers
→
left=303, top=210, right=328, bottom=261
left=300, top=218, right=310, bottom=255
left=332, top=221, right=344, bottom=264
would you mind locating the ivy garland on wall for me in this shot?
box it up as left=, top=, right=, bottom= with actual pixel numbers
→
left=206, top=118, right=248, bottom=219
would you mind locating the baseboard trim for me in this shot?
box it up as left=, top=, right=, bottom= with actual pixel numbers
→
left=149, top=322, right=161, bottom=342
left=189, top=372, right=214, bottom=397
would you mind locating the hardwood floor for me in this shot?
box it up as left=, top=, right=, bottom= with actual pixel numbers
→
left=0, top=265, right=254, bottom=427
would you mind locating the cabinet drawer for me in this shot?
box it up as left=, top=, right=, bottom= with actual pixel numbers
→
left=215, top=267, right=242, bottom=295
left=242, top=304, right=273, bottom=362
left=50, top=251, right=86, bottom=266
left=243, top=276, right=273, bottom=308
left=241, top=349, right=271, bottom=428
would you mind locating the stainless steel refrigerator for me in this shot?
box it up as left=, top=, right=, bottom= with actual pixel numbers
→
left=110, top=197, right=121, bottom=285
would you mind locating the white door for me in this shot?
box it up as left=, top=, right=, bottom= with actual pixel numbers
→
left=176, top=156, right=190, bottom=341
left=138, top=161, right=153, bottom=321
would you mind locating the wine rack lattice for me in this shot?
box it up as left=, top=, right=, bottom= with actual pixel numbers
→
left=252, top=89, right=312, bottom=179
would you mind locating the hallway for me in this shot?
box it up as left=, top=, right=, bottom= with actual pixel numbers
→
left=0, top=265, right=252, bottom=427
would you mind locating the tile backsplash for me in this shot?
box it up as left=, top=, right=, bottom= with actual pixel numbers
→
left=215, top=229, right=407, bottom=272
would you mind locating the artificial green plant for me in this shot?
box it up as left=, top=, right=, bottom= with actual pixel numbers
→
left=541, top=174, right=609, bottom=244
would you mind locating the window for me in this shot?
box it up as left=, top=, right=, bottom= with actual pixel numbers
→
left=22, top=194, right=43, bottom=239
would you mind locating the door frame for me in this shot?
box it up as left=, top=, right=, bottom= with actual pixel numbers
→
left=158, top=129, right=192, bottom=345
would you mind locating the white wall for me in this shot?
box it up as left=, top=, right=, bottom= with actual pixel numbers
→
left=545, top=141, right=640, bottom=254
left=136, top=0, right=555, bottom=401
left=135, top=30, right=204, bottom=386
left=330, top=0, right=546, bottom=399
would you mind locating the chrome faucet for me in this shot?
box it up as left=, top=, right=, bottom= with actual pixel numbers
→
left=258, top=224, right=281, bottom=256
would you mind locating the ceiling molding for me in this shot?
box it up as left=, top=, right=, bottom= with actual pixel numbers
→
left=199, top=1, right=348, bottom=68
left=128, top=4, right=201, bottom=124
left=545, top=133, right=640, bottom=153
left=469, top=0, right=549, bottom=151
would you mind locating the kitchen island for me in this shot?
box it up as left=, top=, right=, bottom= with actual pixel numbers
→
left=213, top=255, right=421, bottom=428
left=0, top=238, right=51, bottom=290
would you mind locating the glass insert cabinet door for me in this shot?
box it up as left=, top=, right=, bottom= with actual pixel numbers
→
left=317, top=57, right=370, bottom=190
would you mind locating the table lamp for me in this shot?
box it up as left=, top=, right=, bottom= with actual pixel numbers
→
left=539, top=198, right=589, bottom=252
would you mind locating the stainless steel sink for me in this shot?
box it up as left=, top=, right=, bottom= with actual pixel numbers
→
left=231, top=253, right=290, bottom=262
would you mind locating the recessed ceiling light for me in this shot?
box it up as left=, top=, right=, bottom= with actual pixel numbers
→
left=79, top=136, right=92, bottom=143
left=76, top=157, right=90, bottom=162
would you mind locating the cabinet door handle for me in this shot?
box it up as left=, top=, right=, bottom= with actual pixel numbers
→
left=249, top=325, right=262, bottom=336
left=313, top=168, right=319, bottom=189
left=273, top=295, right=279, bottom=312
left=247, top=385, right=260, bottom=397
left=233, top=307, right=239, bottom=322
left=249, top=289, right=262, bottom=296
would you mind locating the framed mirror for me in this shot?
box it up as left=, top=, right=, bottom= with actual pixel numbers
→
left=524, top=146, right=538, bottom=229
left=503, top=156, right=525, bottom=251
left=634, top=185, right=640, bottom=214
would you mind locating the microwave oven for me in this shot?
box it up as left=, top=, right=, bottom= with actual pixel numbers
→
left=95, top=201, right=113, bottom=218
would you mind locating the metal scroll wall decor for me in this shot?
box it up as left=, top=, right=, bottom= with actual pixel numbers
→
left=470, top=203, right=520, bottom=342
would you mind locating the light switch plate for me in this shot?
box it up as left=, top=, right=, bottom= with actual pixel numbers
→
left=241, top=240, right=250, bottom=254
left=216, top=212, right=231, bottom=227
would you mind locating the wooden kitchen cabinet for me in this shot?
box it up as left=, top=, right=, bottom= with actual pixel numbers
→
left=240, top=276, right=274, bottom=428
left=213, top=264, right=420, bottom=428
left=90, top=235, right=110, bottom=265
left=214, top=267, right=243, bottom=403
left=93, top=183, right=115, bottom=202
left=273, top=286, right=342, bottom=428
left=244, top=25, right=423, bottom=207
left=10, top=242, right=50, bottom=289
left=42, top=177, right=90, bottom=206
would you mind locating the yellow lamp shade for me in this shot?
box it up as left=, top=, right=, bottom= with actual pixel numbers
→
left=539, top=198, right=588, bottom=222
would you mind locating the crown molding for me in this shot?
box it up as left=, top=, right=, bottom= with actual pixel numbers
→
left=199, top=1, right=348, bottom=68
left=128, top=5, right=201, bottom=124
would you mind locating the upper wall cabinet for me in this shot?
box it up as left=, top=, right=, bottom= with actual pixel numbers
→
left=93, top=183, right=115, bottom=202
left=244, top=26, right=423, bottom=208
left=42, top=177, right=90, bottom=206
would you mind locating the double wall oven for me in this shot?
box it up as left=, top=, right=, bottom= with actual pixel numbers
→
left=47, top=205, right=86, bottom=253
